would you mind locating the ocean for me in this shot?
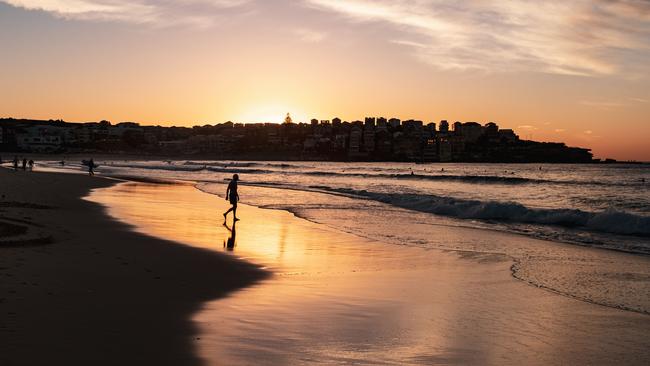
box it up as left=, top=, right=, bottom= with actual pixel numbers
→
left=44, top=160, right=650, bottom=256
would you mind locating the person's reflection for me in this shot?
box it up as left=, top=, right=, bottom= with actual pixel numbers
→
left=223, top=221, right=236, bottom=251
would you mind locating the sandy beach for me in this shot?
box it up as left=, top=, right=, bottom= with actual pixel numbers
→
left=0, top=169, right=267, bottom=365
left=2, top=168, right=650, bottom=365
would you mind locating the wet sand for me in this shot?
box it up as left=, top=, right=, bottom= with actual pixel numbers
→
left=0, top=169, right=267, bottom=366
left=90, top=182, right=650, bottom=365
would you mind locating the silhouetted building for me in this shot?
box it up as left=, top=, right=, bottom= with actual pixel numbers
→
left=363, top=125, right=375, bottom=153
left=0, top=117, right=592, bottom=163
left=439, top=120, right=449, bottom=133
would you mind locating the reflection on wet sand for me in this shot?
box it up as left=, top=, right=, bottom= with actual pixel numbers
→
left=89, top=182, right=650, bottom=365
left=223, top=221, right=236, bottom=251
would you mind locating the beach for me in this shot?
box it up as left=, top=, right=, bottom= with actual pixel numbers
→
left=0, top=169, right=266, bottom=365
left=2, top=168, right=650, bottom=365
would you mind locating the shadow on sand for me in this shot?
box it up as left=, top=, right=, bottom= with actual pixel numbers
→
left=0, top=170, right=269, bottom=366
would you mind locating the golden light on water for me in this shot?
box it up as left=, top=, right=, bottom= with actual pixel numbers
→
left=84, top=181, right=650, bottom=364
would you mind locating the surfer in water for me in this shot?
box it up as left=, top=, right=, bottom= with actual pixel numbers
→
left=223, top=174, right=240, bottom=222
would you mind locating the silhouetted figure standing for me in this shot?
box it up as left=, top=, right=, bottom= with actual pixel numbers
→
left=88, top=158, right=95, bottom=176
left=223, top=174, right=240, bottom=222
left=28, top=160, right=34, bottom=171
left=223, top=220, right=237, bottom=251
left=22, top=158, right=27, bottom=171
left=12, top=156, right=18, bottom=170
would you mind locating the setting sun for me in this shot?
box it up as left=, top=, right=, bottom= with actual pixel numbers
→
left=233, top=103, right=309, bottom=124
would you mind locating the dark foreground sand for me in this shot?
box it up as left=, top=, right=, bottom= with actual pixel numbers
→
left=0, top=169, right=267, bottom=366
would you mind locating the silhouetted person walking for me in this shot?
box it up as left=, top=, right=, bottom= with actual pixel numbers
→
left=88, top=158, right=95, bottom=176
left=223, top=174, right=240, bottom=222
left=28, top=160, right=34, bottom=171
left=22, top=158, right=27, bottom=171
left=13, top=156, right=18, bottom=170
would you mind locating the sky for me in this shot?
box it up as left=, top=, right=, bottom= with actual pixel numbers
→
left=1, top=0, right=649, bottom=160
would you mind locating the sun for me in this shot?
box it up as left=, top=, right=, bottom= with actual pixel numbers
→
left=234, top=103, right=309, bottom=124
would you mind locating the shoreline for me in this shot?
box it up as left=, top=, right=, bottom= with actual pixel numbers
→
left=193, top=179, right=650, bottom=315
left=0, top=169, right=268, bottom=365
left=87, top=180, right=650, bottom=365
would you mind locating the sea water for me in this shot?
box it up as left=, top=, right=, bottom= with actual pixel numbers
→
left=44, top=160, right=650, bottom=254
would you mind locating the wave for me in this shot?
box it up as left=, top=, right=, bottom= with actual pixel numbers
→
left=322, top=188, right=650, bottom=237
left=107, top=161, right=647, bottom=187
left=204, top=166, right=274, bottom=174
left=305, top=171, right=648, bottom=186
left=185, top=161, right=259, bottom=168
left=302, top=171, right=537, bottom=184
left=185, top=161, right=314, bottom=169
left=107, top=163, right=206, bottom=172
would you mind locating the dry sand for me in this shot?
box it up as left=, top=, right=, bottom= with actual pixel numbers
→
left=0, top=169, right=267, bottom=366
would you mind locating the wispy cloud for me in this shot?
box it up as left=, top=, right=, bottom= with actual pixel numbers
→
left=518, top=125, right=537, bottom=130
left=580, top=100, right=626, bottom=109
left=293, top=28, right=327, bottom=43
left=1, top=0, right=252, bottom=27
left=581, top=130, right=602, bottom=139
left=305, top=0, right=650, bottom=76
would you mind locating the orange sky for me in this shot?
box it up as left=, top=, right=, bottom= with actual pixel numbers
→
left=1, top=1, right=649, bottom=160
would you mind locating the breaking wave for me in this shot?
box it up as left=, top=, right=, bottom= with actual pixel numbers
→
left=105, top=161, right=646, bottom=187
left=324, top=188, right=650, bottom=238
left=106, top=163, right=206, bottom=172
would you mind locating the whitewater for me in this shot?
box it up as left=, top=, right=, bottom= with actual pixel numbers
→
left=44, top=160, right=650, bottom=255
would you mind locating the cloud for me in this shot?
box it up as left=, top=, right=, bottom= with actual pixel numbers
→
left=305, top=0, right=650, bottom=76
left=555, top=129, right=566, bottom=133
left=518, top=125, right=537, bottom=130
left=580, top=100, right=626, bottom=109
left=293, top=28, right=327, bottom=43
left=630, top=97, right=648, bottom=103
left=1, top=0, right=252, bottom=27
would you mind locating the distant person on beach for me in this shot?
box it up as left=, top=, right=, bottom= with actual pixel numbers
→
left=88, top=159, right=95, bottom=176
left=28, top=160, right=34, bottom=171
left=223, top=174, right=240, bottom=222
left=13, top=156, right=18, bottom=170
left=22, top=158, right=27, bottom=170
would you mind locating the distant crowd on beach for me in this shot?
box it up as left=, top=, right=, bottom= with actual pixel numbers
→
left=1, top=156, right=35, bottom=171
left=1, top=155, right=97, bottom=175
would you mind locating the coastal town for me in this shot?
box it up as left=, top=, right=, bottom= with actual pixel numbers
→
left=0, top=115, right=594, bottom=163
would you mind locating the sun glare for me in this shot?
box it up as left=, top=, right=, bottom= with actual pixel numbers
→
left=235, top=104, right=309, bottom=124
